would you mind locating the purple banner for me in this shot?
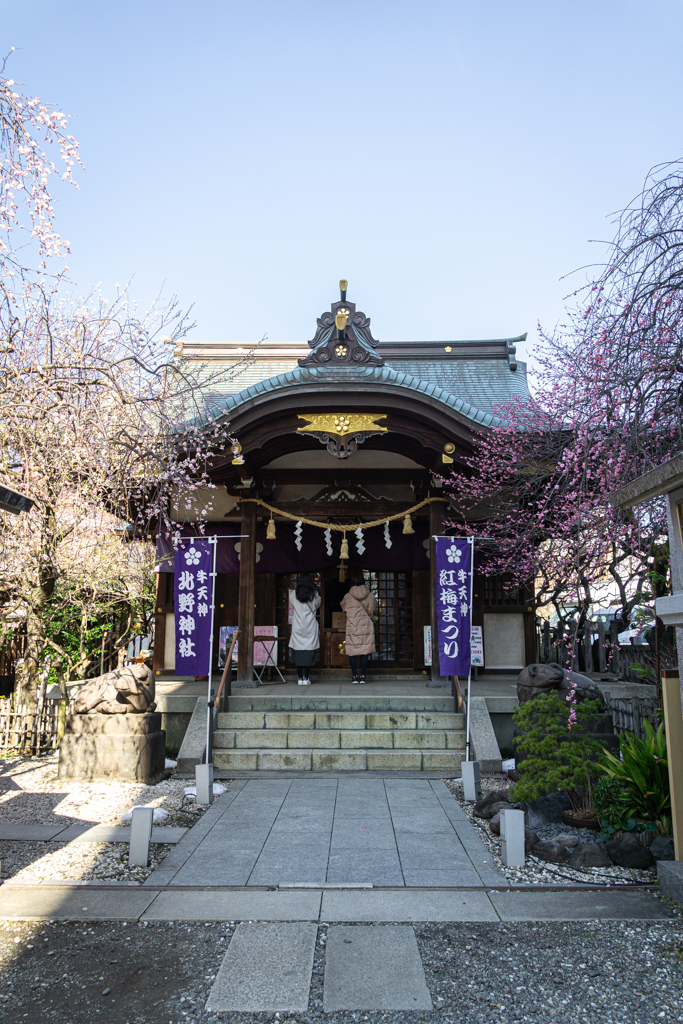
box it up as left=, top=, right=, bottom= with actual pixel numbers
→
left=435, top=536, right=472, bottom=677
left=174, top=540, right=213, bottom=677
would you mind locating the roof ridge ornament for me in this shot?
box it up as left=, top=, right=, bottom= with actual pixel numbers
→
left=298, top=280, right=384, bottom=369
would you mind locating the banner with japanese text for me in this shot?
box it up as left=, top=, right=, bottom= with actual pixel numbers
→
left=174, top=540, right=213, bottom=676
left=435, top=537, right=472, bottom=676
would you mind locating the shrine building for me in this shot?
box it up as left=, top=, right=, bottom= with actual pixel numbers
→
left=153, top=282, right=534, bottom=690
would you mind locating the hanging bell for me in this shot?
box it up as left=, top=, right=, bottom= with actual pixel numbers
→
left=340, top=533, right=349, bottom=559
left=266, top=516, right=276, bottom=540
left=402, top=513, right=415, bottom=535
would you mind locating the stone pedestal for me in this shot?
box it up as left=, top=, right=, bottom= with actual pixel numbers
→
left=58, top=712, right=165, bottom=782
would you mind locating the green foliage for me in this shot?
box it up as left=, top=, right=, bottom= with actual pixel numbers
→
left=591, top=775, right=646, bottom=840
left=511, top=692, right=606, bottom=806
left=597, top=719, right=671, bottom=833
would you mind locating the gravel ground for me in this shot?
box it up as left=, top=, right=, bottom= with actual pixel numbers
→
left=445, top=777, right=656, bottom=887
left=2, top=918, right=683, bottom=1024
left=0, top=756, right=209, bottom=883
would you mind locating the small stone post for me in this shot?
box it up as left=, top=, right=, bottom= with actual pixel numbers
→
left=662, top=671, right=683, bottom=860
left=129, top=807, right=154, bottom=867
left=500, top=809, right=525, bottom=867
left=460, top=760, right=481, bottom=802
left=196, top=762, right=214, bottom=805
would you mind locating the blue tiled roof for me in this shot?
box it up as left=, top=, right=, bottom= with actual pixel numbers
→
left=204, top=361, right=526, bottom=429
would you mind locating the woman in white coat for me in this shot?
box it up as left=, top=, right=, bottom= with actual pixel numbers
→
left=288, top=574, right=321, bottom=686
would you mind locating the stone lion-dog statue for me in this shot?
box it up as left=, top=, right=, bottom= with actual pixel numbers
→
left=72, top=664, right=156, bottom=715
left=517, top=662, right=605, bottom=707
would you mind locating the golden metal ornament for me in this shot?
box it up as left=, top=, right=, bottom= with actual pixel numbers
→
left=231, top=441, right=245, bottom=466
left=266, top=516, right=276, bottom=540
left=297, top=413, right=387, bottom=438
left=442, top=453, right=454, bottom=464
left=402, top=513, right=415, bottom=535
left=335, top=344, right=348, bottom=357
left=335, top=310, right=348, bottom=331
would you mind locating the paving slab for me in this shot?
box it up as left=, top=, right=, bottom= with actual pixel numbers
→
left=323, top=925, right=432, bottom=1011
left=0, top=824, right=69, bottom=841
left=53, top=825, right=187, bottom=844
left=142, top=888, right=323, bottom=921
left=206, top=922, right=317, bottom=1012
left=320, top=888, right=499, bottom=922
left=489, top=889, right=670, bottom=921
left=0, top=885, right=157, bottom=921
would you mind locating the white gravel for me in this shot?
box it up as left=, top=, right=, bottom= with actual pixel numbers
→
left=0, top=755, right=212, bottom=884
left=445, top=776, right=656, bottom=886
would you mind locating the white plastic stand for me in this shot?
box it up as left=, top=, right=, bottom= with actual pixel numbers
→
left=461, top=759, right=481, bottom=802
left=500, top=808, right=526, bottom=867
left=129, top=807, right=154, bottom=867
left=196, top=762, right=214, bottom=805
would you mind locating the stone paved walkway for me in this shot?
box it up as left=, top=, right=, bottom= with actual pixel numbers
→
left=144, top=778, right=506, bottom=888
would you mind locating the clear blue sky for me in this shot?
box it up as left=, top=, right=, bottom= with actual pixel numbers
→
left=3, top=0, right=682, bottom=363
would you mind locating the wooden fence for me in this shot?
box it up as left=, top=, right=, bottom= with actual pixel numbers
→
left=0, top=699, right=64, bottom=755
left=602, top=692, right=660, bottom=740
left=536, top=619, right=667, bottom=684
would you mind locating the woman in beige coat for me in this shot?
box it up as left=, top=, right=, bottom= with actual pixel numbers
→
left=340, top=573, right=377, bottom=684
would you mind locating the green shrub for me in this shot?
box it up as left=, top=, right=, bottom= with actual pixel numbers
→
left=511, top=692, right=606, bottom=808
left=597, top=719, right=671, bottom=834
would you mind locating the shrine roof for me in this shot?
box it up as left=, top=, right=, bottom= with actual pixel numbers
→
left=181, top=335, right=530, bottom=425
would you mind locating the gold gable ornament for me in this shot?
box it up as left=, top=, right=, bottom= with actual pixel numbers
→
left=297, top=413, right=388, bottom=460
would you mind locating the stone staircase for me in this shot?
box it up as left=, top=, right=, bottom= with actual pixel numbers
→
left=212, top=695, right=465, bottom=771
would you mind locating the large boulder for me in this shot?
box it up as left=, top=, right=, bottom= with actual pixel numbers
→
left=533, top=840, right=572, bottom=864
left=555, top=833, right=580, bottom=848
left=517, top=663, right=605, bottom=707
left=650, top=836, right=675, bottom=862
left=569, top=842, right=613, bottom=869
left=605, top=832, right=654, bottom=869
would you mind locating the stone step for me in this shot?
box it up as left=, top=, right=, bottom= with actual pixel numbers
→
left=212, top=749, right=464, bottom=771
left=212, top=729, right=466, bottom=751
left=216, top=712, right=465, bottom=731
left=226, top=696, right=456, bottom=713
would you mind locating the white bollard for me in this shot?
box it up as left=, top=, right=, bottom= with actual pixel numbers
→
left=500, top=808, right=526, bottom=867
left=129, top=806, right=154, bottom=867
left=460, top=760, right=482, bottom=802
left=195, top=762, right=214, bottom=805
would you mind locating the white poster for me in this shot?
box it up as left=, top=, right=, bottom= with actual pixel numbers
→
left=471, top=625, right=484, bottom=667
left=424, top=625, right=432, bottom=666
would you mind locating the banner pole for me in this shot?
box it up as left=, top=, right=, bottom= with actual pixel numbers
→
left=205, top=536, right=218, bottom=764
left=465, top=536, right=474, bottom=761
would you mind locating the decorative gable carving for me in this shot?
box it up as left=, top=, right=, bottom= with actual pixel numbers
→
left=298, top=282, right=384, bottom=369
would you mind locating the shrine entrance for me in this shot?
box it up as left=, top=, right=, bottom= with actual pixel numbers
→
left=275, top=567, right=427, bottom=672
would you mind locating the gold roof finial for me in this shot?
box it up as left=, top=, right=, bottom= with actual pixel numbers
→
left=339, top=279, right=348, bottom=301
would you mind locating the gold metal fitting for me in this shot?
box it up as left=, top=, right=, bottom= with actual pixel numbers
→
left=335, top=310, right=348, bottom=331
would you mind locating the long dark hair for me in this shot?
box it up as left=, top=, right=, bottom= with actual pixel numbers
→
left=295, top=573, right=316, bottom=604
left=349, top=573, right=365, bottom=588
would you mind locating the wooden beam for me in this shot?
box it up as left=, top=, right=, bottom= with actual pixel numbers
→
left=247, top=501, right=421, bottom=519
left=236, top=501, right=257, bottom=687
left=254, top=469, right=431, bottom=485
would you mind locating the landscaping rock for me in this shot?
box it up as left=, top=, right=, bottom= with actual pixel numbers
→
left=555, top=833, right=580, bottom=848
left=532, top=840, right=572, bottom=864
left=525, top=830, right=540, bottom=853
left=489, top=812, right=502, bottom=835
left=473, top=789, right=510, bottom=817
left=568, top=842, right=613, bottom=869
left=605, top=832, right=654, bottom=869
left=650, top=835, right=675, bottom=862
left=519, top=792, right=572, bottom=830
left=477, top=800, right=513, bottom=821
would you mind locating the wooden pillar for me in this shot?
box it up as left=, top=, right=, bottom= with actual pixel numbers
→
left=662, top=669, right=683, bottom=860
left=236, top=501, right=258, bottom=688
left=429, top=500, right=447, bottom=687
left=152, top=573, right=168, bottom=677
